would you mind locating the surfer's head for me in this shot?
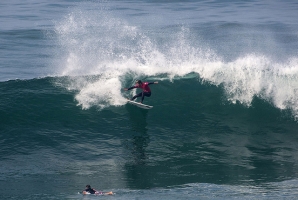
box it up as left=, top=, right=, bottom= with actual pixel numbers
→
left=136, top=80, right=142, bottom=85
left=86, top=185, right=91, bottom=189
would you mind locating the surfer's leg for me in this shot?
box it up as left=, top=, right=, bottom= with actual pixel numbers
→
left=141, top=92, right=151, bottom=103
left=141, top=92, right=145, bottom=103
left=131, top=92, right=142, bottom=101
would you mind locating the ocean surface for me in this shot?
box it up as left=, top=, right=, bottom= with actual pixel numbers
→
left=1, top=0, right=298, bottom=199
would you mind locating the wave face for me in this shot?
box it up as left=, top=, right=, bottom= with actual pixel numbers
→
left=1, top=77, right=298, bottom=199
left=1, top=0, right=298, bottom=199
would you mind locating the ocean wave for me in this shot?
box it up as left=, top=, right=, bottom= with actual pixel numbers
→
left=50, top=8, right=298, bottom=118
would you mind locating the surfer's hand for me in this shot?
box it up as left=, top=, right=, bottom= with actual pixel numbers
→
left=123, top=88, right=128, bottom=91
left=154, top=81, right=158, bottom=84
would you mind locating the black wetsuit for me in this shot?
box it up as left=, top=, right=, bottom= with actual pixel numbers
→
left=85, top=188, right=97, bottom=194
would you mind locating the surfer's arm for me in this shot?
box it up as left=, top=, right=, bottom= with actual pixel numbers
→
left=148, top=81, right=158, bottom=85
left=125, top=86, right=136, bottom=91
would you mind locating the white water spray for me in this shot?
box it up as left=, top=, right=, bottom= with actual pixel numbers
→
left=54, top=6, right=298, bottom=119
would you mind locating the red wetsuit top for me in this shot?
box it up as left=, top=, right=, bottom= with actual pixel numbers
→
left=128, top=82, right=154, bottom=93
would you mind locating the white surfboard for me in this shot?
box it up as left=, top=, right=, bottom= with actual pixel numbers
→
left=127, top=99, right=153, bottom=109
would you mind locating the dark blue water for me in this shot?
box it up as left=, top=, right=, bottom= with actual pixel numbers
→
left=1, top=0, right=298, bottom=199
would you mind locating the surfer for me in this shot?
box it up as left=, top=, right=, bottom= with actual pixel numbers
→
left=82, top=185, right=113, bottom=195
left=124, top=80, right=158, bottom=103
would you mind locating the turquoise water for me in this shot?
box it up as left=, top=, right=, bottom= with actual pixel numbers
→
left=1, top=0, right=298, bottom=199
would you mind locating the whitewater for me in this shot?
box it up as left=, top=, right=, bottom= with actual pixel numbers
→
left=44, top=1, right=298, bottom=120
